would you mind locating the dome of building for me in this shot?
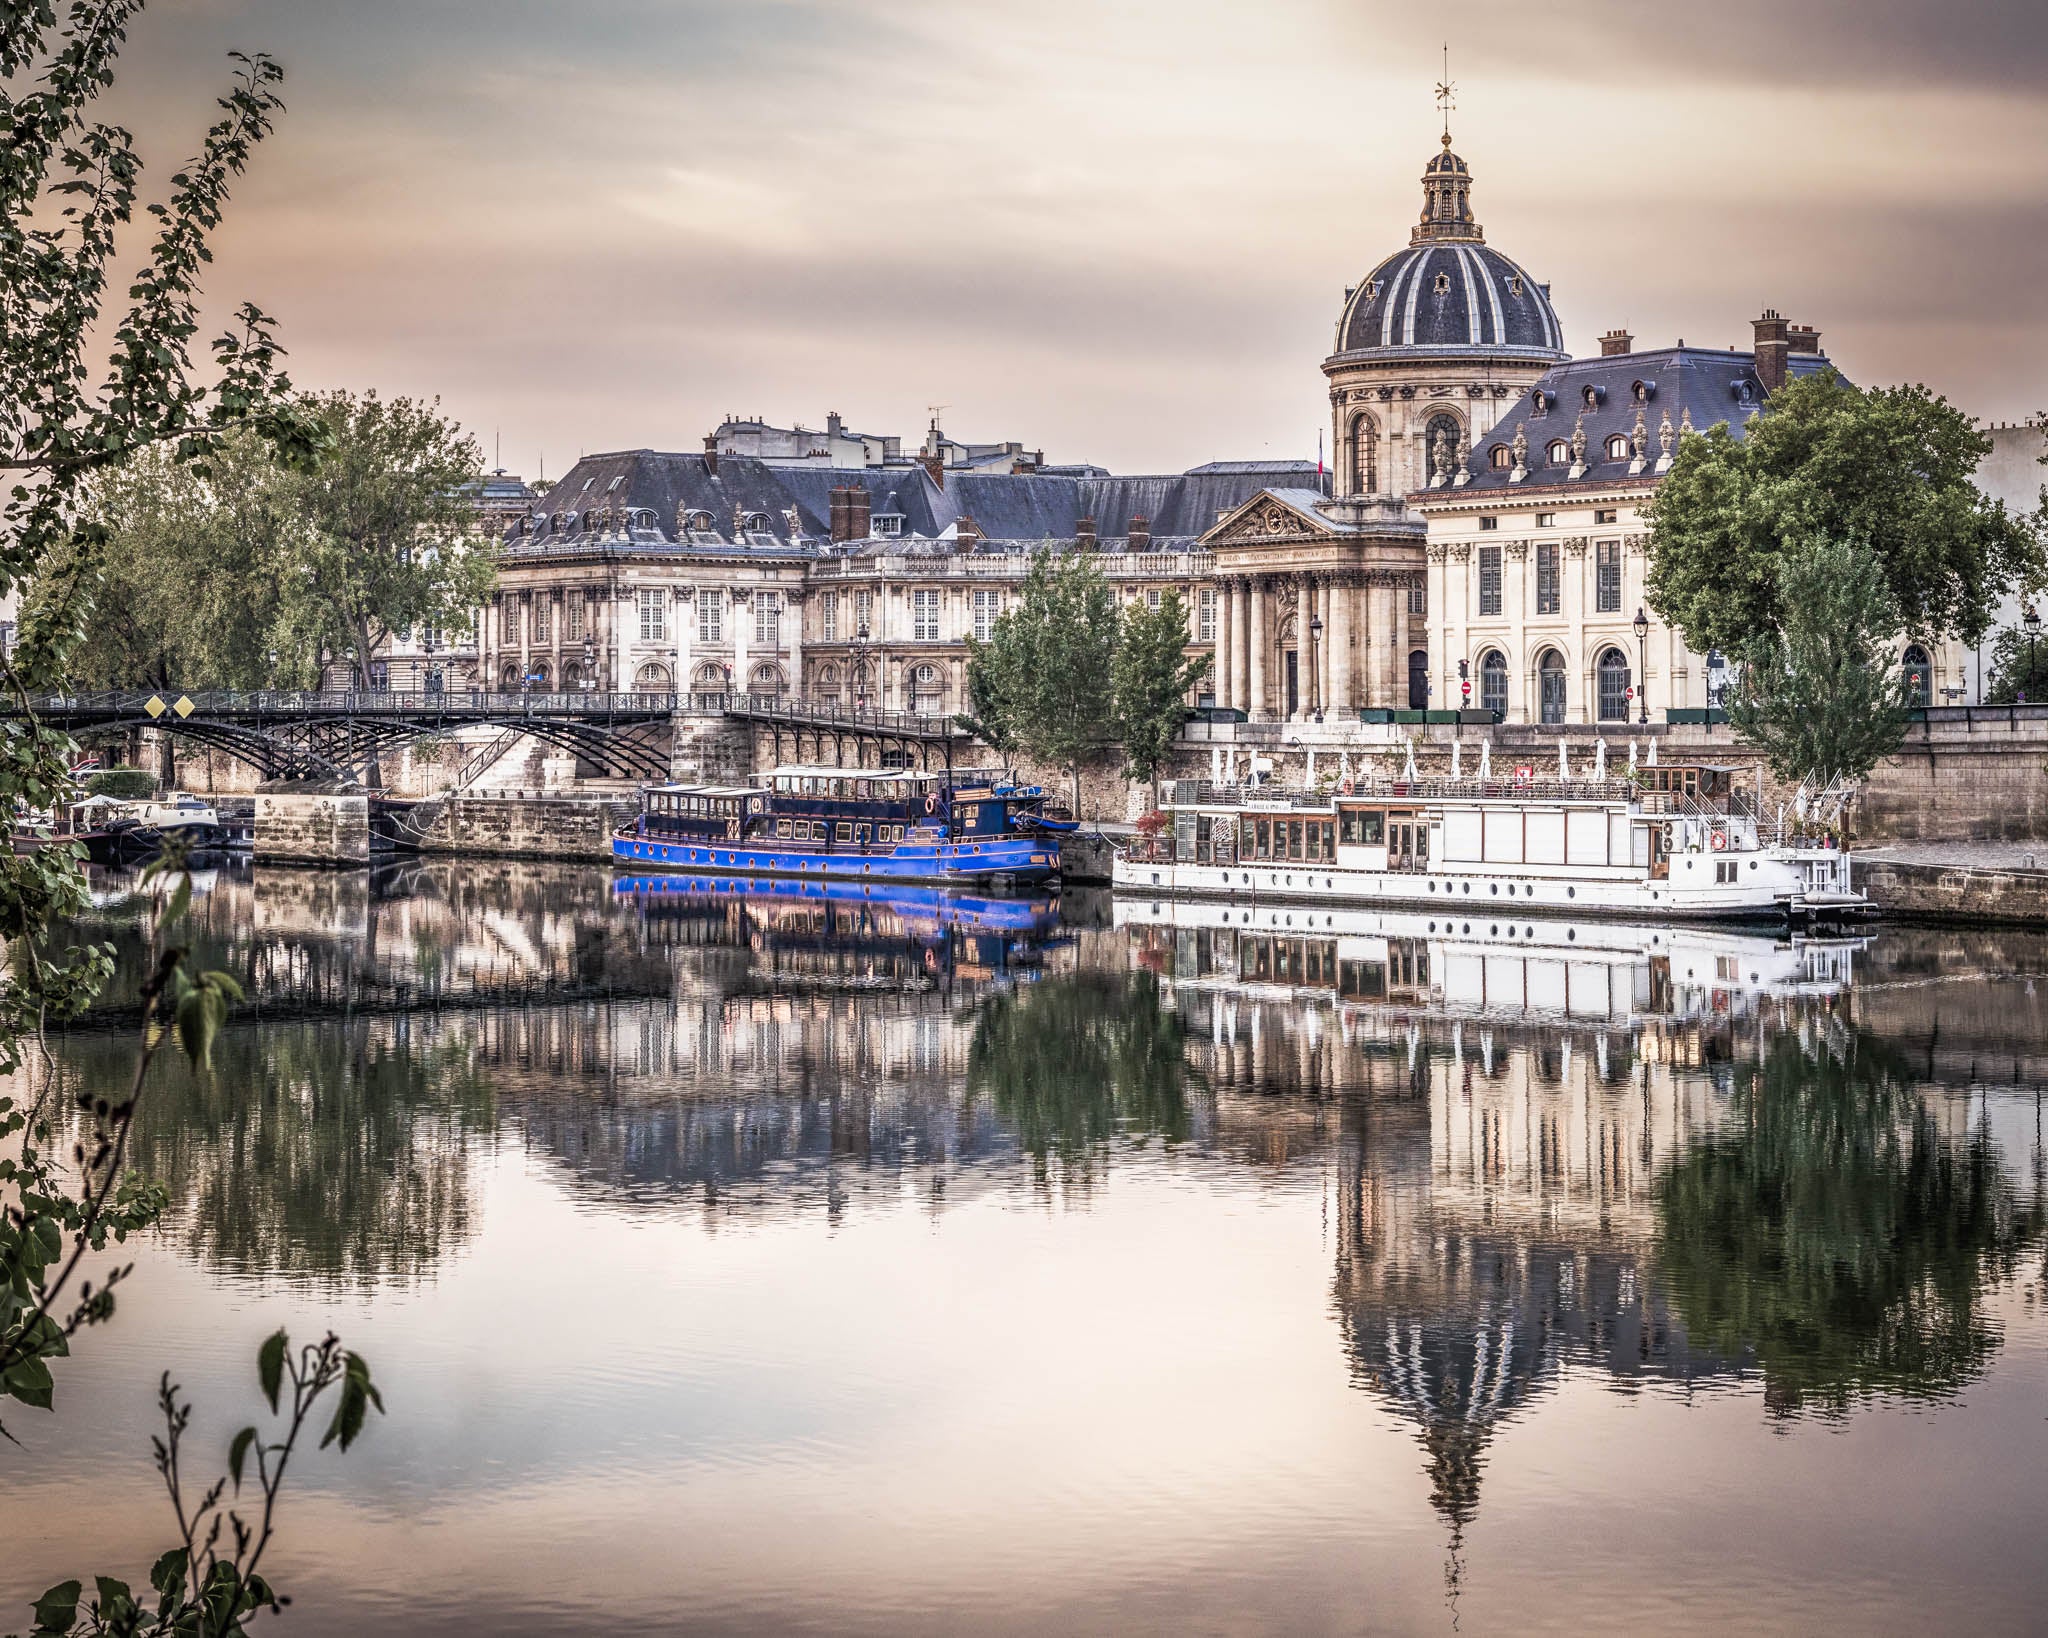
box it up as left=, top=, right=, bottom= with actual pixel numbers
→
left=1330, top=142, right=1565, bottom=361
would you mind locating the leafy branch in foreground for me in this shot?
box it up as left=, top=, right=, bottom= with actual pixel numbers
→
left=17, top=1329, right=383, bottom=1638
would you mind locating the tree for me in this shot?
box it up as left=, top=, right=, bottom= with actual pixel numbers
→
left=1725, top=535, right=1914, bottom=786
left=1114, top=587, right=1208, bottom=801
left=962, top=548, right=1117, bottom=813
left=265, top=391, right=494, bottom=685
left=1645, top=369, right=2044, bottom=655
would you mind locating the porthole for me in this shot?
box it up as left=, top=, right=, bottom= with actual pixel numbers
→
left=1491, top=924, right=1499, bottom=936
left=1567, top=886, right=1575, bottom=898
left=1526, top=884, right=1535, bottom=897
left=1430, top=881, right=1438, bottom=892
left=1463, top=882, right=1472, bottom=895
left=1749, top=860, right=1758, bottom=871
left=1567, top=929, right=1576, bottom=940
left=1490, top=883, right=1498, bottom=895
left=1429, top=921, right=1437, bottom=932
left=1462, top=922, right=1471, bottom=934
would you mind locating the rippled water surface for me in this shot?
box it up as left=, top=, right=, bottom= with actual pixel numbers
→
left=5, top=863, right=2047, bottom=1635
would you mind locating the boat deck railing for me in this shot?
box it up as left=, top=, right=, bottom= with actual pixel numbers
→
left=1173, top=777, right=1719, bottom=811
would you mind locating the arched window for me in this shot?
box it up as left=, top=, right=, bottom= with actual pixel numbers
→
left=1597, top=647, right=1631, bottom=721
left=1480, top=649, right=1508, bottom=719
left=1538, top=648, right=1567, bottom=725
left=1547, top=440, right=1570, bottom=466
left=692, top=661, right=728, bottom=692
left=750, top=661, right=785, bottom=697
left=500, top=661, right=522, bottom=690
left=908, top=662, right=944, bottom=711
left=634, top=661, right=672, bottom=692
left=1424, top=413, right=1461, bottom=483
left=817, top=663, right=841, bottom=699
left=1605, top=434, right=1630, bottom=461
left=1432, top=270, right=1452, bottom=296
left=1902, top=644, right=1931, bottom=708
left=1350, top=411, right=1378, bottom=494
left=1407, top=649, right=1429, bottom=711
left=1489, top=444, right=1513, bottom=469
left=529, top=660, right=551, bottom=690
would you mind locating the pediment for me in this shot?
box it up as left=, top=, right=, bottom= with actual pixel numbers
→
left=1201, top=489, right=1339, bottom=549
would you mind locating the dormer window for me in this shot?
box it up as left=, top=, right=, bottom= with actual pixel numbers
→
left=1488, top=444, right=1512, bottom=470
left=606, top=475, right=623, bottom=492
left=1363, top=279, right=1380, bottom=300
left=1605, top=434, right=1630, bottom=460
left=1631, top=379, right=1655, bottom=402
left=1582, top=385, right=1605, bottom=408
left=1736, top=381, right=1755, bottom=404
left=1547, top=441, right=1570, bottom=466
left=1531, top=390, right=1549, bottom=413
left=1507, top=274, right=1525, bottom=297
left=875, top=515, right=903, bottom=538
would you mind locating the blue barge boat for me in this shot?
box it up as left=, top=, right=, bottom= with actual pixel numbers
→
left=611, top=764, right=1062, bottom=887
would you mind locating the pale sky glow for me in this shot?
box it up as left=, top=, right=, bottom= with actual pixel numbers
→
left=111, top=0, right=2048, bottom=478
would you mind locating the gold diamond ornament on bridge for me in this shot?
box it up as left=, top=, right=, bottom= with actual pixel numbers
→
left=173, top=695, right=195, bottom=718
left=143, top=695, right=166, bottom=718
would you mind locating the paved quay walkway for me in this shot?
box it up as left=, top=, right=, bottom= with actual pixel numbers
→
left=1855, top=841, right=2048, bottom=874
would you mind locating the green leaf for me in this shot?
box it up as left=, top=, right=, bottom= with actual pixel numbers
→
left=229, top=1423, right=257, bottom=1490
left=257, top=1328, right=287, bottom=1412
left=31, top=1580, right=80, bottom=1632
left=94, top=1575, right=133, bottom=1617
left=4, top=1352, right=55, bottom=1410
left=149, top=1546, right=189, bottom=1599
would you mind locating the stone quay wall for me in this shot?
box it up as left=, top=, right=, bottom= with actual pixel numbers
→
left=254, top=793, right=370, bottom=866
left=1856, top=860, right=2048, bottom=924
left=415, top=795, right=618, bottom=863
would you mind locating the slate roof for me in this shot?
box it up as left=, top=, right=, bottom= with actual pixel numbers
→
left=1443, top=346, right=1840, bottom=496
left=1334, top=242, right=1565, bottom=358
left=507, top=450, right=1307, bottom=556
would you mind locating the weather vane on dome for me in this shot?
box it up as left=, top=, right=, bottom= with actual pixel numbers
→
left=1435, top=44, right=1456, bottom=148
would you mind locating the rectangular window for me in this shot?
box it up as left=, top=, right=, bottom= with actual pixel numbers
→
left=912, top=588, right=940, bottom=641
left=854, top=588, right=875, bottom=640
left=1478, top=516, right=1499, bottom=531
left=754, top=590, right=781, bottom=646
left=820, top=590, right=837, bottom=640
left=972, top=588, right=1001, bottom=642
left=1339, top=809, right=1385, bottom=846
left=499, top=600, right=519, bottom=643
left=1535, top=512, right=1556, bottom=528
left=1536, top=542, right=1560, bottom=615
left=1146, top=588, right=1162, bottom=610
left=1596, top=539, right=1622, bottom=613
left=699, top=589, right=723, bottom=644
left=836, top=822, right=853, bottom=843
left=775, top=819, right=791, bottom=839
left=638, top=587, right=666, bottom=643
left=1595, top=508, right=1619, bottom=525
left=1407, top=579, right=1427, bottom=616
left=1197, top=587, right=1216, bottom=642
left=564, top=597, right=586, bottom=641
left=532, top=599, right=552, bottom=643
left=1478, top=545, right=1502, bottom=617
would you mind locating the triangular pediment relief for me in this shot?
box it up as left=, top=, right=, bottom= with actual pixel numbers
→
left=1201, top=489, right=1340, bottom=549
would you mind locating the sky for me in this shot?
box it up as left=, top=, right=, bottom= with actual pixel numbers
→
left=96, top=0, right=2048, bottom=479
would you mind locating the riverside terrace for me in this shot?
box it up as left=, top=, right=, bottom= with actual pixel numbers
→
left=8, top=688, right=974, bottom=784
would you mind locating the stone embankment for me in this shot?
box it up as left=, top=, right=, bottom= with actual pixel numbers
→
left=1854, top=844, right=2048, bottom=925
left=414, top=794, right=623, bottom=863
left=254, top=790, right=370, bottom=866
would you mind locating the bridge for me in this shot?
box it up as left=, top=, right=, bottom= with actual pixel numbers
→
left=6, top=688, right=974, bottom=782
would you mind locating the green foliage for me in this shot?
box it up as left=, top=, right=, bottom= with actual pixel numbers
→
left=961, top=548, right=1118, bottom=808
left=1644, top=369, right=2044, bottom=654
left=1656, top=1026, right=2039, bottom=1416
left=84, top=768, right=153, bottom=800
left=1980, top=616, right=2048, bottom=704
left=1113, top=587, right=1209, bottom=793
left=21, top=1331, right=382, bottom=1636
left=1725, top=535, right=1915, bottom=785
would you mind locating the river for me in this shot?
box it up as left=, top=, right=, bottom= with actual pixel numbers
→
left=4, top=861, right=2045, bottom=1634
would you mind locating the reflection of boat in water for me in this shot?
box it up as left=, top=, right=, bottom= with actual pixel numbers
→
left=1115, top=893, right=1864, bottom=1022
left=615, top=872, right=1065, bottom=982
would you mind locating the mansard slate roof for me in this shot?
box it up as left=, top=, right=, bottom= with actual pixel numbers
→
left=508, top=450, right=1314, bottom=556
left=1334, top=242, right=1565, bottom=359
left=1444, top=346, right=1840, bottom=496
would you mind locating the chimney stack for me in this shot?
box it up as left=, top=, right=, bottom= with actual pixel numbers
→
left=955, top=517, right=982, bottom=549
left=829, top=485, right=853, bottom=542
left=919, top=451, right=945, bottom=490
left=848, top=486, right=872, bottom=540
left=702, top=433, right=719, bottom=477
left=1752, top=309, right=1790, bottom=393
left=1599, top=329, right=1633, bottom=356
left=1127, top=515, right=1151, bottom=551
left=1074, top=515, right=1097, bottom=550
left=826, top=410, right=843, bottom=437
left=1787, top=323, right=1822, bottom=356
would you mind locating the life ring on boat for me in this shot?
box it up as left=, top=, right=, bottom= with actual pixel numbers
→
left=1710, top=829, right=1729, bottom=852
left=923, top=792, right=940, bottom=815
left=1339, top=778, right=1354, bottom=796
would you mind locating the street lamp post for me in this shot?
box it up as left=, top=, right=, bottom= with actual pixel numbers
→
left=1633, top=607, right=1650, bottom=725
left=1307, top=614, right=1324, bottom=721
left=2025, top=604, right=2042, bottom=705
left=582, top=633, right=596, bottom=695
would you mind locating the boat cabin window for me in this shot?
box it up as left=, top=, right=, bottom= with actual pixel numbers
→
left=1338, top=808, right=1385, bottom=847
left=1645, top=767, right=1702, bottom=798
left=1244, top=816, right=1334, bottom=862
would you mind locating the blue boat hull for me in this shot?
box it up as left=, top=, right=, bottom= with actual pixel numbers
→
left=611, top=830, right=1058, bottom=886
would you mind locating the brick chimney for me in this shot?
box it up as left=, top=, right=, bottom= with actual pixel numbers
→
left=1074, top=515, right=1097, bottom=550
left=828, top=485, right=854, bottom=542
left=847, top=486, right=872, bottom=540
left=919, top=451, right=945, bottom=490
left=1599, top=329, right=1633, bottom=356
left=955, top=517, right=982, bottom=549
left=1127, top=515, right=1151, bottom=550
left=702, top=433, right=719, bottom=477
left=1752, top=309, right=1791, bottom=393
left=1787, top=323, right=1822, bottom=356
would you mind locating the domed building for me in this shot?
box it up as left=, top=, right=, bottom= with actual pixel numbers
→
left=1325, top=136, right=1568, bottom=502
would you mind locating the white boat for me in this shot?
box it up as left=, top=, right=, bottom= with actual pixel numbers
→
left=1112, top=760, right=1865, bottom=923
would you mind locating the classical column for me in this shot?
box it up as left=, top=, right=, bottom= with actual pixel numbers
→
left=732, top=585, right=752, bottom=698
left=1248, top=576, right=1269, bottom=721
left=1234, top=578, right=1253, bottom=711
left=1297, top=574, right=1316, bottom=718
left=1369, top=579, right=1397, bottom=707
left=784, top=588, right=803, bottom=700
left=1215, top=579, right=1235, bottom=711
left=1329, top=573, right=1354, bottom=717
